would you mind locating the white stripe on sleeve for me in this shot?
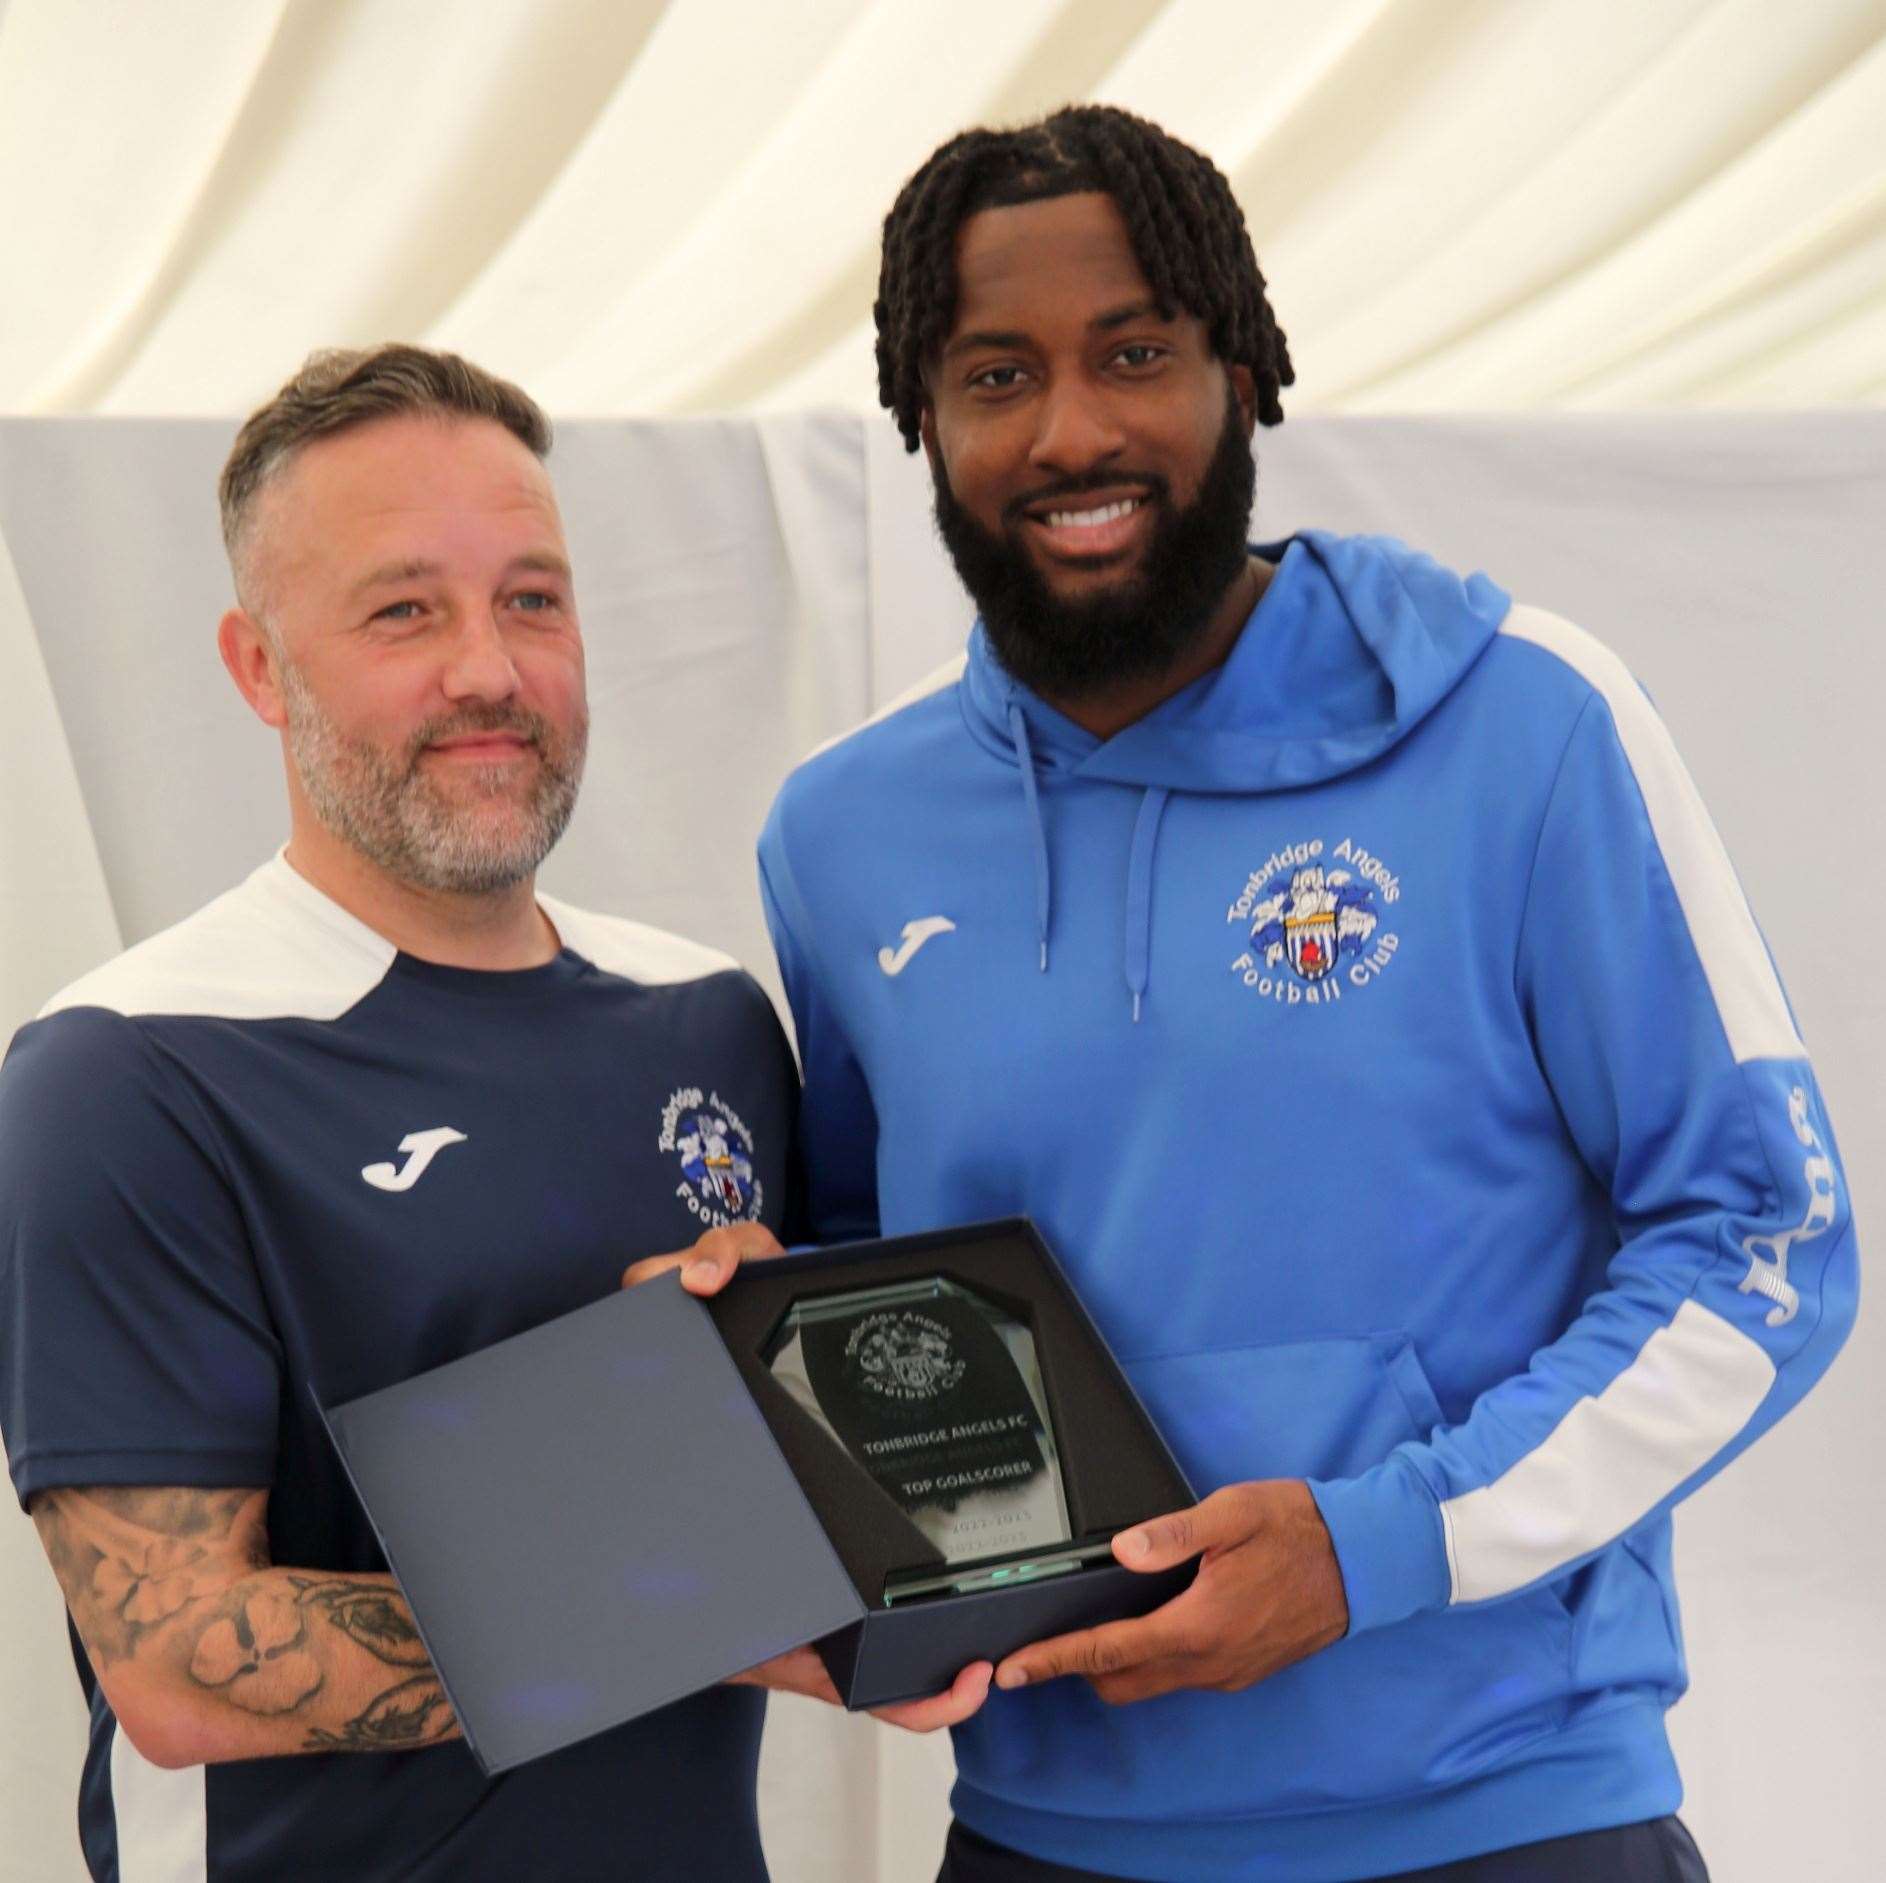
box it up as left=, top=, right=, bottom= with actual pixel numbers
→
left=1501, top=604, right=1803, bottom=1065
left=1440, top=1298, right=1775, bottom=1603
left=803, top=652, right=966, bottom=762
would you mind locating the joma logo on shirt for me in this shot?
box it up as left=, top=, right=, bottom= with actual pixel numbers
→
left=1740, top=1086, right=1838, bottom=1327
left=360, top=1127, right=468, bottom=1192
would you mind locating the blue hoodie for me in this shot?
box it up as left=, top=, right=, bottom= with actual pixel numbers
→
left=758, top=533, right=1855, bottom=1880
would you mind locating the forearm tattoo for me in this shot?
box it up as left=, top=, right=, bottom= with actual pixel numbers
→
left=31, top=1486, right=456, bottom=1754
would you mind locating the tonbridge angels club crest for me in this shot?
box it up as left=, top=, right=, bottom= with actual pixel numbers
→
left=849, top=1311, right=965, bottom=1402
left=1266, top=866, right=1371, bottom=982
left=1226, top=837, right=1403, bottom=1009
left=660, top=1086, right=762, bottom=1227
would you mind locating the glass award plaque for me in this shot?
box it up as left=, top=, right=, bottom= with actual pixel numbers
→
left=765, top=1276, right=1110, bottom=1604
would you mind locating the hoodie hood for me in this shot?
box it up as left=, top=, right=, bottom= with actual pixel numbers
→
left=961, top=530, right=1509, bottom=792
left=958, top=532, right=1509, bottom=1013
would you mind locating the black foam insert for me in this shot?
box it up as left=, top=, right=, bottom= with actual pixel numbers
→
left=705, top=1223, right=1190, bottom=1606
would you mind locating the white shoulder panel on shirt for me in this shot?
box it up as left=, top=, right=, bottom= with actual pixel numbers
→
left=37, top=852, right=395, bottom=1023
left=803, top=652, right=968, bottom=763
left=539, top=896, right=741, bottom=987
left=1500, top=602, right=1803, bottom=1066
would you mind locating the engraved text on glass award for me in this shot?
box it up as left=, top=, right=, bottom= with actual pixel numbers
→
left=764, top=1276, right=1072, bottom=1567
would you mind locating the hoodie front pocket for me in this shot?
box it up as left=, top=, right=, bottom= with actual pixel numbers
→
left=1064, top=1337, right=1578, bottom=1812
left=1122, top=1332, right=1445, bottom=1490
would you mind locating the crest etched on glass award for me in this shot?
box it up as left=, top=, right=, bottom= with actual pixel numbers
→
left=765, top=1277, right=1106, bottom=1603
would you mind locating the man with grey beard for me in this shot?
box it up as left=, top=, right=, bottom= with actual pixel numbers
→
left=0, top=345, right=984, bottom=1883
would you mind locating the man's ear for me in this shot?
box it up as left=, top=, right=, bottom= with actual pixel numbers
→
left=218, top=608, right=287, bottom=730
left=919, top=402, right=943, bottom=474
left=1228, top=364, right=1257, bottom=436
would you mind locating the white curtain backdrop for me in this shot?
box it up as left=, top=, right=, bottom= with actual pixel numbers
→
left=0, top=410, right=1879, bottom=1880
left=2, top=0, right=1883, bottom=420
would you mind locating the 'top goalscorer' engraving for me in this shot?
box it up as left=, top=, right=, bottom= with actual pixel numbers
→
left=765, top=1277, right=1073, bottom=1571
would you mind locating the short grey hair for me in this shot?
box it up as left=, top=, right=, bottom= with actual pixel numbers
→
left=219, top=343, right=551, bottom=619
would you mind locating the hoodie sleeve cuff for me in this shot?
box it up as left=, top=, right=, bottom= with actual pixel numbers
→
left=1308, top=1452, right=1453, bottom=1636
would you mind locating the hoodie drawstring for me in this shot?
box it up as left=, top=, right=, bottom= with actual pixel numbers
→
left=1008, top=704, right=1052, bottom=971
left=1124, top=787, right=1169, bottom=1023
left=1009, top=702, right=1169, bottom=1015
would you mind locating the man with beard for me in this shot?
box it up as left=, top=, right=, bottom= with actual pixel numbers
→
left=0, top=344, right=980, bottom=1883
left=753, top=108, right=1853, bottom=1881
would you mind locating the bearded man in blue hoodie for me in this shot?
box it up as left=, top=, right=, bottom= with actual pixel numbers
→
left=755, top=107, right=1855, bottom=1883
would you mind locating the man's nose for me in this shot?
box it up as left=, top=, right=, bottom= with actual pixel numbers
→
left=1027, top=376, right=1127, bottom=479
left=440, top=609, right=522, bottom=702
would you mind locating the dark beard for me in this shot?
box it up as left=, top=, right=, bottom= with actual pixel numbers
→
left=930, top=388, right=1256, bottom=703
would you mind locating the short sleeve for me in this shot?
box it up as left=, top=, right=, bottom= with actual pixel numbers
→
left=0, top=1007, right=281, bottom=1507
left=757, top=832, right=882, bottom=1244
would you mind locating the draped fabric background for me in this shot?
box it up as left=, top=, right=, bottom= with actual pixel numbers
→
left=0, top=410, right=1879, bottom=1881
left=1, top=0, right=1883, bottom=419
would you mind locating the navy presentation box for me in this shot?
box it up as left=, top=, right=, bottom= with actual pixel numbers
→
left=321, top=1218, right=1193, bottom=1774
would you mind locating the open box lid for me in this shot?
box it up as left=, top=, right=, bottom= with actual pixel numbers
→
left=319, top=1271, right=865, bottom=1775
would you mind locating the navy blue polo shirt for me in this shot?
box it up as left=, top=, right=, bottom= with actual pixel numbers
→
left=0, top=853, right=796, bottom=1882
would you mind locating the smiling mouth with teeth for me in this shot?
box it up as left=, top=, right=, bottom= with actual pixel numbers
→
left=1025, top=498, right=1139, bottom=535
left=1043, top=497, right=1141, bottom=530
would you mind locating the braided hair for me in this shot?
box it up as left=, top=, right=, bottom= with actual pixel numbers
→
left=875, top=104, right=1292, bottom=452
